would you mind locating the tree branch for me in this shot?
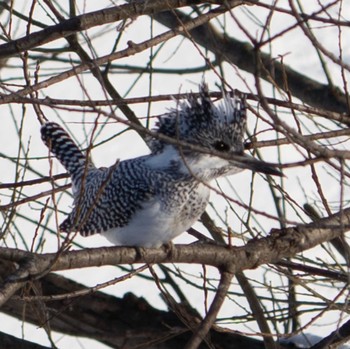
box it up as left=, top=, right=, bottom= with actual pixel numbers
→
left=0, top=262, right=296, bottom=349
left=0, top=0, right=209, bottom=59
left=184, top=270, right=234, bottom=349
left=0, top=331, right=52, bottom=349
left=153, top=7, right=349, bottom=113
left=1, top=207, right=349, bottom=307
left=0, top=1, right=242, bottom=105
left=309, top=318, right=350, bottom=349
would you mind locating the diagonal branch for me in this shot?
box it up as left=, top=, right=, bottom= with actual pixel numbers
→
left=0, top=331, right=52, bottom=349
left=201, top=211, right=276, bottom=348
left=184, top=270, right=234, bottom=349
left=0, top=0, right=215, bottom=59
left=309, top=318, right=350, bottom=349
left=0, top=1, right=242, bottom=105
left=152, top=7, right=349, bottom=113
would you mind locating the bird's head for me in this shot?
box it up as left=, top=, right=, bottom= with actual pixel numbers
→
left=150, top=83, right=281, bottom=180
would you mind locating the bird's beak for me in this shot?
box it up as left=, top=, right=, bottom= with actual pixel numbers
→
left=230, top=154, right=283, bottom=177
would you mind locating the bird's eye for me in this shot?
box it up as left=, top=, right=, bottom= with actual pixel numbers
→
left=213, top=141, right=230, bottom=152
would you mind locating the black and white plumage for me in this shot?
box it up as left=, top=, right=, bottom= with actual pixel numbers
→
left=41, top=83, right=281, bottom=247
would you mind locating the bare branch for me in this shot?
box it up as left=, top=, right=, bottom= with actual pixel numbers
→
left=0, top=207, right=349, bottom=308
left=0, top=263, right=292, bottom=349
left=0, top=331, right=52, bottom=349
left=184, top=270, right=234, bottom=349
left=0, top=0, right=221, bottom=59
left=153, top=7, right=349, bottom=113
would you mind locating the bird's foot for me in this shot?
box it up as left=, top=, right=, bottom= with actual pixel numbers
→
left=162, top=241, right=175, bottom=259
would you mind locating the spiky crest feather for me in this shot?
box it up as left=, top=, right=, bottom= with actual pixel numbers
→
left=150, top=83, right=246, bottom=153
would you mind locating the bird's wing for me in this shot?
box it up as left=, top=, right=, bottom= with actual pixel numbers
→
left=59, top=164, right=156, bottom=236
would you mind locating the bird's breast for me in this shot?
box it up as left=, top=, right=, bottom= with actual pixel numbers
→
left=102, top=182, right=210, bottom=247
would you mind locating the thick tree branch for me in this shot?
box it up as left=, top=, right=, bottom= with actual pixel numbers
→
left=309, top=318, right=350, bottom=349
left=0, top=331, right=52, bottom=349
left=0, top=0, right=210, bottom=59
left=0, top=207, right=349, bottom=308
left=153, top=8, right=350, bottom=114
left=0, top=263, right=295, bottom=349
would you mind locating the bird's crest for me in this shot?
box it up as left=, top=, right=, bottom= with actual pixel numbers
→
left=150, top=83, right=246, bottom=153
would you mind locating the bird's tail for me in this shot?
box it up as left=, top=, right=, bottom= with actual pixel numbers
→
left=41, top=122, right=87, bottom=176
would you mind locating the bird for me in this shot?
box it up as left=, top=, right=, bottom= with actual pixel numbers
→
left=41, top=83, right=281, bottom=247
